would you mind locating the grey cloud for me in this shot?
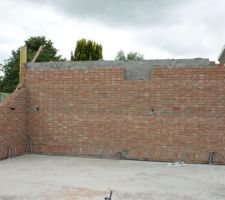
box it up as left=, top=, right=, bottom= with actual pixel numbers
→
left=3, top=0, right=225, bottom=61
left=22, top=0, right=185, bottom=27
left=22, top=0, right=225, bottom=59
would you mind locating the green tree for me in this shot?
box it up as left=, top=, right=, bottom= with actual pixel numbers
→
left=0, top=78, right=1, bottom=88
left=127, top=52, right=144, bottom=61
left=115, top=50, right=144, bottom=61
left=71, top=39, right=103, bottom=61
left=115, top=50, right=126, bottom=61
left=0, top=36, right=63, bottom=93
left=0, top=64, right=3, bottom=88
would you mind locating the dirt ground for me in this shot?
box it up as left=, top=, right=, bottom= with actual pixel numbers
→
left=0, top=154, right=225, bottom=200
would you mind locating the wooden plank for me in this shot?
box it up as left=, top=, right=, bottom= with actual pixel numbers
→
left=31, top=45, right=43, bottom=63
left=19, top=45, right=27, bottom=82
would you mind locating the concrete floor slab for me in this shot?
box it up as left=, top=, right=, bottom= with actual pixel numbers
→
left=0, top=154, right=225, bottom=200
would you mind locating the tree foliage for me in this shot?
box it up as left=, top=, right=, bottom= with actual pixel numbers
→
left=115, top=50, right=126, bottom=61
left=0, top=36, right=63, bottom=93
left=71, top=39, right=103, bottom=61
left=127, top=52, right=144, bottom=61
left=0, top=64, right=3, bottom=88
left=115, top=50, right=144, bottom=61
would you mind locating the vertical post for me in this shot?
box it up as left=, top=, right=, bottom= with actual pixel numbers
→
left=19, top=45, right=27, bottom=82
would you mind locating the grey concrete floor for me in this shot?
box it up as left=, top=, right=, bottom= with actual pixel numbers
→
left=0, top=154, right=225, bottom=200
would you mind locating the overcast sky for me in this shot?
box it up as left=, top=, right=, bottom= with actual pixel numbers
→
left=0, top=0, right=225, bottom=64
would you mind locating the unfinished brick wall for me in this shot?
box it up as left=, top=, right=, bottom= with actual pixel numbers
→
left=0, top=84, right=27, bottom=160
left=25, top=64, right=225, bottom=163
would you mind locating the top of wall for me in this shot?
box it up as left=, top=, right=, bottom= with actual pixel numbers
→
left=26, top=58, right=211, bottom=80
left=0, top=92, right=10, bottom=103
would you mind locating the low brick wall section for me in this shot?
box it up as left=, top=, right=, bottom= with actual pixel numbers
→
left=0, top=85, right=27, bottom=160
left=25, top=64, right=225, bottom=163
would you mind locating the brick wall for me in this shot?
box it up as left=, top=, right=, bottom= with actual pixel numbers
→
left=0, top=84, right=27, bottom=160
left=25, top=65, right=225, bottom=164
